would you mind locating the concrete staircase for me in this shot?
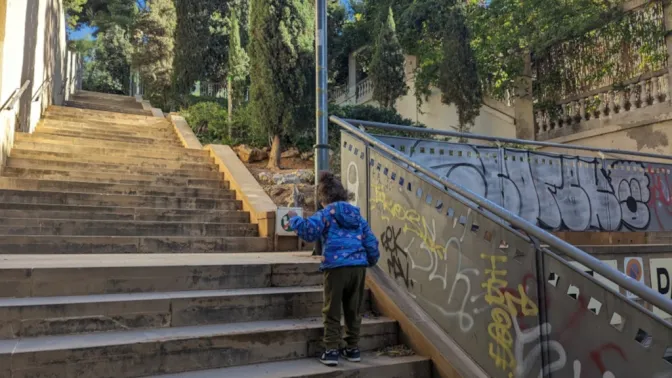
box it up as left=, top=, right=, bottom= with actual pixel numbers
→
left=0, top=92, right=431, bottom=377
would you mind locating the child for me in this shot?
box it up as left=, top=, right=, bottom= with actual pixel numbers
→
left=288, top=171, right=380, bottom=366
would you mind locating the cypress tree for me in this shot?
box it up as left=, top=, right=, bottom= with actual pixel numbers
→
left=133, top=0, right=176, bottom=110
left=227, top=13, right=249, bottom=136
left=249, top=0, right=314, bottom=169
left=369, top=7, right=407, bottom=109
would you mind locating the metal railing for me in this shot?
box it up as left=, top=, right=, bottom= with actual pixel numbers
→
left=32, top=76, right=51, bottom=102
left=332, top=115, right=672, bottom=313
left=1, top=80, right=30, bottom=112
left=333, top=115, right=672, bottom=377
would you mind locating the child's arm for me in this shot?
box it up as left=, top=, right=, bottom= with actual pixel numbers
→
left=289, top=211, right=326, bottom=243
left=361, top=221, right=380, bottom=267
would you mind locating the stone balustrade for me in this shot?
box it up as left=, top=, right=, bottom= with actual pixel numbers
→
left=535, top=71, right=669, bottom=138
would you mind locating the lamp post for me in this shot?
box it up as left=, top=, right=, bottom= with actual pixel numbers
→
left=313, top=0, right=329, bottom=255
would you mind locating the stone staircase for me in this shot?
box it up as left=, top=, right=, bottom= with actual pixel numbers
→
left=0, top=92, right=431, bottom=377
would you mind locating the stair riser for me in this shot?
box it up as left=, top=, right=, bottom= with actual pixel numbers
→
left=1, top=263, right=321, bottom=298
left=0, top=179, right=228, bottom=198
left=47, top=105, right=161, bottom=121
left=0, top=222, right=258, bottom=237
left=8, top=159, right=222, bottom=179
left=14, top=142, right=208, bottom=161
left=68, top=96, right=145, bottom=109
left=0, top=204, right=246, bottom=221
left=0, top=236, right=270, bottom=255
left=37, top=126, right=179, bottom=142
left=1, top=322, right=397, bottom=378
left=3, top=168, right=225, bottom=187
left=0, top=290, right=372, bottom=338
left=39, top=122, right=176, bottom=137
left=36, top=129, right=182, bottom=146
left=65, top=100, right=153, bottom=116
left=0, top=209, right=249, bottom=223
left=0, top=191, right=239, bottom=210
left=16, top=134, right=194, bottom=153
left=45, top=114, right=171, bottom=129
left=10, top=150, right=215, bottom=171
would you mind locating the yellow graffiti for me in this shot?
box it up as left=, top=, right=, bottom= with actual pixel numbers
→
left=481, top=254, right=539, bottom=317
left=488, top=307, right=516, bottom=372
left=481, top=253, right=539, bottom=378
left=370, top=184, right=446, bottom=258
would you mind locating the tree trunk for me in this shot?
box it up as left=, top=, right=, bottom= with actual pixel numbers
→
left=227, top=77, right=233, bottom=140
left=267, top=134, right=281, bottom=169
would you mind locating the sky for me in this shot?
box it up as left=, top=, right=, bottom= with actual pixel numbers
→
left=68, top=0, right=147, bottom=41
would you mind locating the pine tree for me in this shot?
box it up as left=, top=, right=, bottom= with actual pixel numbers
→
left=227, top=13, right=249, bottom=136
left=249, top=0, right=314, bottom=169
left=133, top=0, right=176, bottom=109
left=369, top=7, right=407, bottom=109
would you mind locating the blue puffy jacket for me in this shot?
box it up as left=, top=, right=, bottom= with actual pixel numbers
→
left=289, top=202, right=380, bottom=271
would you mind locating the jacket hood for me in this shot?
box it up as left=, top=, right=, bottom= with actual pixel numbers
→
left=331, top=202, right=362, bottom=230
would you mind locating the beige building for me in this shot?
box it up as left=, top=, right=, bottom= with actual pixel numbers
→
left=0, top=0, right=80, bottom=170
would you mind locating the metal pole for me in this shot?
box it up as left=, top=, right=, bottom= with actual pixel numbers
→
left=330, top=115, right=672, bottom=316
left=313, top=0, right=329, bottom=256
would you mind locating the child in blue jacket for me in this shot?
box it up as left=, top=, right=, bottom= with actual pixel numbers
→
left=289, top=171, right=380, bottom=366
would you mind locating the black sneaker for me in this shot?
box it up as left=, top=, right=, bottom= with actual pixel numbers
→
left=340, top=347, right=361, bottom=362
left=320, top=349, right=339, bottom=366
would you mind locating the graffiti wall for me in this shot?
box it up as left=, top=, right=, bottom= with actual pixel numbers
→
left=340, top=131, right=672, bottom=378
left=374, top=135, right=672, bottom=232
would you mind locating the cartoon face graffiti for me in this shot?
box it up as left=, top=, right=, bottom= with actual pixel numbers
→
left=611, top=162, right=651, bottom=230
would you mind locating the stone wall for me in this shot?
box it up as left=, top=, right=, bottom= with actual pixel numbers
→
left=0, top=0, right=79, bottom=172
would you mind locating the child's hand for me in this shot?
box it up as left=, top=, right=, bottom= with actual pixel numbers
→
left=287, top=210, right=298, bottom=218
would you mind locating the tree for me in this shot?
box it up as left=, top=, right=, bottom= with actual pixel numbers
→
left=64, top=0, right=88, bottom=29
left=82, top=25, right=134, bottom=94
left=227, top=12, right=249, bottom=136
left=132, top=0, right=177, bottom=110
left=396, top=0, right=482, bottom=131
left=369, top=7, right=407, bottom=109
left=249, top=0, right=314, bottom=169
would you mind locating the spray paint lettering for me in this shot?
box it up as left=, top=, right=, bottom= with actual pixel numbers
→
left=381, top=225, right=413, bottom=289
left=377, top=136, right=661, bottom=231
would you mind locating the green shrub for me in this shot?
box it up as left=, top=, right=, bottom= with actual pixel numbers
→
left=181, top=102, right=228, bottom=144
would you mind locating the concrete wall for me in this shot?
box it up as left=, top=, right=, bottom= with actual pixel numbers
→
left=0, top=0, right=78, bottom=171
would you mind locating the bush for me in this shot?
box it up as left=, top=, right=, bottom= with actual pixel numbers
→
left=229, top=105, right=267, bottom=147
left=181, top=102, right=228, bottom=144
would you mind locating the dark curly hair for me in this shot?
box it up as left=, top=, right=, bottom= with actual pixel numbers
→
left=317, top=171, right=349, bottom=205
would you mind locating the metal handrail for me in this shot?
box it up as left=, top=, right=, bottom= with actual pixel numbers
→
left=0, top=80, right=31, bottom=112
left=330, top=115, right=672, bottom=315
left=32, top=76, right=51, bottom=102
left=346, top=118, right=672, bottom=163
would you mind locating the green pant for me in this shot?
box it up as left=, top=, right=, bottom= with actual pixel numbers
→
left=322, top=266, right=367, bottom=350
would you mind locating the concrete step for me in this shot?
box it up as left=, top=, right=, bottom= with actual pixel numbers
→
left=0, top=317, right=398, bottom=378
left=68, top=95, right=145, bottom=110
left=45, top=113, right=172, bottom=129
left=36, top=127, right=182, bottom=146
left=3, top=167, right=225, bottom=189
left=47, top=105, right=163, bottom=122
left=0, top=218, right=258, bottom=237
left=7, top=158, right=223, bottom=179
left=10, top=149, right=215, bottom=171
left=0, top=178, right=228, bottom=198
left=0, top=189, right=240, bottom=210
left=0, top=235, right=270, bottom=254
left=0, top=286, right=366, bottom=337
left=14, top=140, right=210, bottom=161
left=0, top=252, right=321, bottom=297
left=74, top=91, right=138, bottom=103
left=148, top=352, right=431, bottom=378
left=16, top=133, right=195, bottom=154
left=40, top=120, right=177, bottom=138
left=65, top=100, right=153, bottom=115
left=0, top=204, right=249, bottom=223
